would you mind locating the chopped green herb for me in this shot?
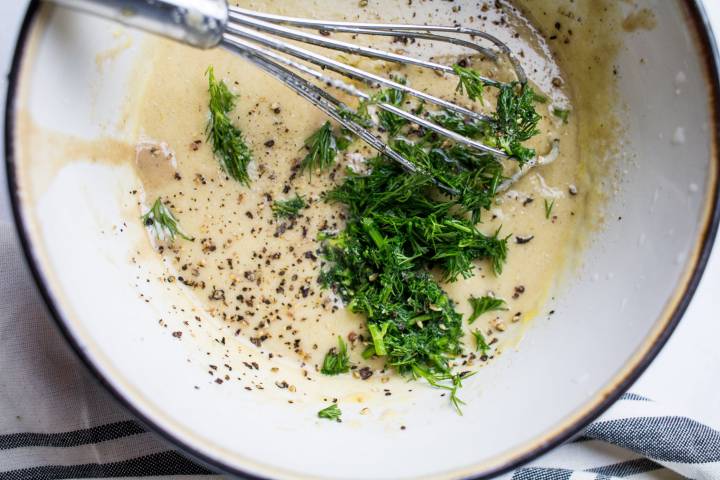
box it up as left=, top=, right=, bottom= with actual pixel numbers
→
left=468, top=295, right=507, bottom=324
left=206, top=66, right=253, bottom=185
left=320, top=150, right=508, bottom=409
left=142, top=197, right=193, bottom=243
left=452, top=64, right=486, bottom=101
left=368, top=322, right=390, bottom=356
left=271, top=194, right=306, bottom=219
left=317, top=404, right=342, bottom=421
left=491, top=83, right=542, bottom=163
left=371, top=77, right=408, bottom=135
left=472, top=329, right=490, bottom=354
left=544, top=198, right=555, bottom=219
left=533, top=92, right=549, bottom=103
left=413, top=367, right=472, bottom=415
left=301, top=121, right=338, bottom=173
left=320, top=336, right=351, bottom=375
left=553, top=107, right=570, bottom=123
left=336, top=106, right=372, bottom=150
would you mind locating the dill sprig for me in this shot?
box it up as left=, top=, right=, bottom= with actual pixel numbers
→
left=472, top=329, right=490, bottom=354
left=141, top=197, right=194, bottom=243
left=553, top=107, right=570, bottom=123
left=468, top=295, right=507, bottom=324
left=320, top=336, right=351, bottom=375
left=371, top=77, right=408, bottom=136
left=413, top=368, right=473, bottom=415
left=452, top=64, right=486, bottom=101
left=206, top=66, right=253, bottom=185
left=434, top=83, right=543, bottom=164
left=271, top=194, right=306, bottom=219
left=492, top=83, right=542, bottom=163
left=317, top=404, right=342, bottom=421
left=544, top=198, right=555, bottom=219
left=301, top=121, right=338, bottom=173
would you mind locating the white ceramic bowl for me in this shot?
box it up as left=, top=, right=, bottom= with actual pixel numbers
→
left=4, top=1, right=720, bottom=479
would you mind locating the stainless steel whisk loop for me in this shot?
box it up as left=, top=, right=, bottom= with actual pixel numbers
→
left=48, top=0, right=528, bottom=174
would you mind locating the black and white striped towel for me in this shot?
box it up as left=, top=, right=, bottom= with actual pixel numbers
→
left=1, top=220, right=718, bottom=480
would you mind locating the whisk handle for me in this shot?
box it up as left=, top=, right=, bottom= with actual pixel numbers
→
left=48, top=0, right=228, bottom=49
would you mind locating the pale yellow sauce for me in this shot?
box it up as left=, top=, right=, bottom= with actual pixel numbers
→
left=132, top=0, right=587, bottom=382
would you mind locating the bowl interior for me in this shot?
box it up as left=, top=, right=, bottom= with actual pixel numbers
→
left=6, top=1, right=718, bottom=479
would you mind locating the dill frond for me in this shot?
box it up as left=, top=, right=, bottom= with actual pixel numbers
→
left=468, top=295, right=507, bottom=324
left=320, top=336, right=351, bottom=375
left=472, top=329, right=490, bottom=354
left=317, top=404, right=342, bottom=421
left=271, top=194, right=306, bottom=219
left=141, top=197, right=193, bottom=243
left=452, top=64, right=486, bottom=101
left=301, top=121, right=338, bottom=173
left=206, top=66, right=253, bottom=185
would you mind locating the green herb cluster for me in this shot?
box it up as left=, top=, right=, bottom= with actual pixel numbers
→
left=271, top=194, right=306, bottom=219
left=317, top=404, right=342, bottom=421
left=206, top=66, right=253, bottom=185
left=472, top=329, right=490, bottom=354
left=468, top=295, right=507, bottom=324
left=311, top=71, right=550, bottom=410
left=321, top=337, right=351, bottom=375
left=452, top=64, right=486, bottom=101
left=449, top=65, right=543, bottom=163
left=301, top=121, right=339, bottom=173
left=142, top=197, right=193, bottom=243
left=320, top=157, right=508, bottom=408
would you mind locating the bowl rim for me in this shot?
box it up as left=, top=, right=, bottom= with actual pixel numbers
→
left=4, top=1, right=720, bottom=479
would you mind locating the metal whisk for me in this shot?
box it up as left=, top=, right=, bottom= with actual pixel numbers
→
left=50, top=0, right=530, bottom=178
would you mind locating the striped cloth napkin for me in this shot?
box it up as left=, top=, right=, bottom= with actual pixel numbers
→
left=1, top=221, right=718, bottom=480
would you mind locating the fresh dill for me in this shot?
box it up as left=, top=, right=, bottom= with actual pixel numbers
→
left=491, top=82, right=542, bottom=163
left=336, top=106, right=372, bottom=150
left=468, top=295, right=507, bottom=324
left=371, top=77, right=408, bottom=135
left=553, top=107, right=570, bottom=124
left=320, top=336, right=351, bottom=375
left=472, top=329, right=490, bottom=354
left=317, top=404, right=342, bottom=421
left=206, top=66, right=253, bottom=185
left=301, top=121, right=339, bottom=173
left=271, top=194, right=306, bottom=219
left=428, top=83, right=543, bottom=165
left=311, top=71, right=541, bottom=412
left=452, top=64, right=486, bottom=101
left=544, top=198, right=555, bottom=219
left=413, top=367, right=472, bottom=415
left=320, top=151, right=509, bottom=409
left=141, top=197, right=193, bottom=243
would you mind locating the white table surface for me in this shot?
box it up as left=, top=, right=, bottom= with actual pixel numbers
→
left=1, top=0, right=720, bottom=468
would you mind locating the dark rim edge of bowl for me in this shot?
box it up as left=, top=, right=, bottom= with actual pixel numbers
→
left=4, top=1, right=720, bottom=479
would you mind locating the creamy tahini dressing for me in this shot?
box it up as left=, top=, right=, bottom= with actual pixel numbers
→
left=131, top=0, right=585, bottom=387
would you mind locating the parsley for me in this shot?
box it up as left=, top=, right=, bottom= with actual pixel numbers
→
left=544, top=199, right=555, bottom=219
left=553, top=107, right=570, bottom=123
left=452, top=64, right=486, bottom=101
left=142, top=197, right=193, bottom=243
left=472, top=329, right=490, bottom=354
left=206, top=66, right=253, bottom=185
left=301, top=121, right=338, bottom=173
left=320, top=336, right=351, bottom=375
left=317, top=404, right=342, bottom=421
left=468, top=295, right=507, bottom=324
left=271, top=194, right=306, bottom=219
